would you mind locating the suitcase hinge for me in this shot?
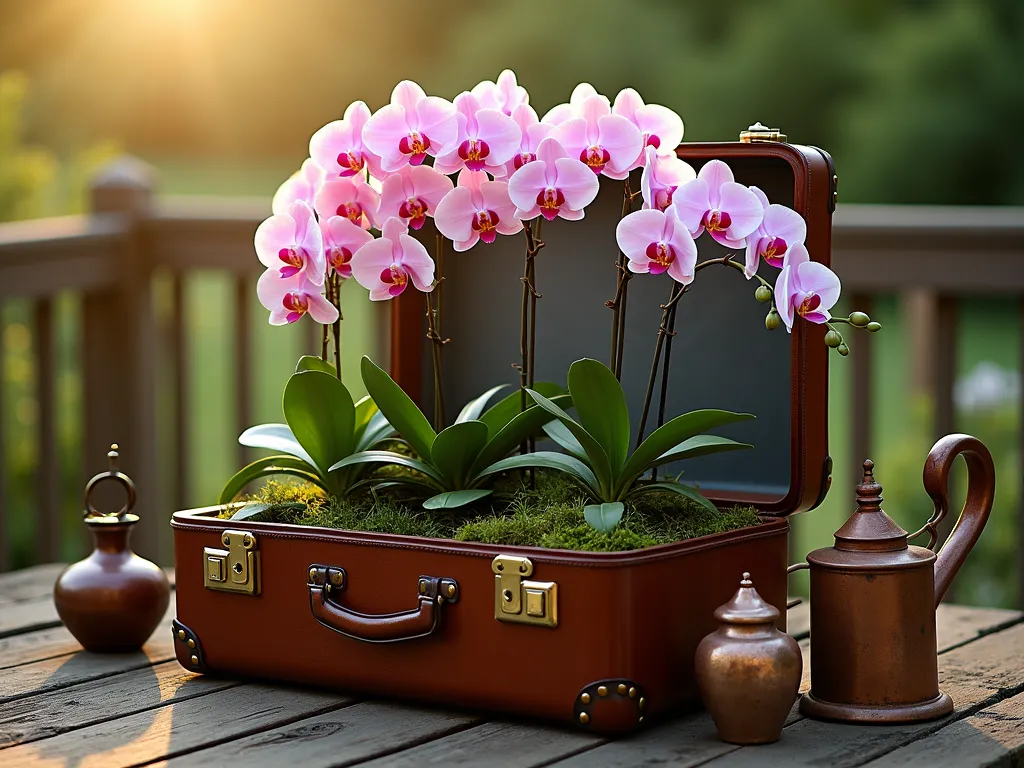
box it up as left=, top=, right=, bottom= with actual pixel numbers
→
left=492, top=555, right=558, bottom=628
left=203, top=530, right=260, bottom=595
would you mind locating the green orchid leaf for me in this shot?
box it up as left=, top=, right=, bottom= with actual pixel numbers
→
left=283, top=370, right=356, bottom=476
left=218, top=454, right=326, bottom=505
left=431, top=420, right=489, bottom=488
left=475, top=451, right=602, bottom=499
left=471, top=401, right=564, bottom=474
left=360, top=356, right=436, bottom=459
left=456, top=385, right=508, bottom=424
left=352, top=395, right=378, bottom=445
left=541, top=420, right=588, bottom=462
left=567, top=359, right=631, bottom=474
left=525, top=388, right=613, bottom=496
left=478, top=382, right=568, bottom=437
left=328, top=450, right=446, bottom=487
left=583, top=502, right=624, bottom=532
left=230, top=502, right=271, bottom=521
left=238, top=424, right=315, bottom=466
left=630, top=480, right=719, bottom=514
left=356, top=409, right=395, bottom=452
left=652, top=434, right=753, bottom=468
left=423, top=489, right=493, bottom=510
left=295, top=355, right=337, bottom=376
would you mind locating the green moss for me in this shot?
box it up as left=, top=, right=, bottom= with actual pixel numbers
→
left=231, top=472, right=762, bottom=553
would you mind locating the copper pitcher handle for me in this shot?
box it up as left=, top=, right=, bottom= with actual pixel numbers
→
left=909, top=434, right=995, bottom=605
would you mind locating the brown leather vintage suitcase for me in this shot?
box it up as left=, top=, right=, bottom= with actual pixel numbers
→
left=171, top=132, right=836, bottom=735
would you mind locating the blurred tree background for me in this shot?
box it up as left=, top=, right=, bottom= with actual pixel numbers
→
left=0, top=0, right=1022, bottom=604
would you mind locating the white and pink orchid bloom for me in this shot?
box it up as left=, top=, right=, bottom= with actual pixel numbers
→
left=350, top=217, right=435, bottom=301
left=257, top=270, right=337, bottom=326
left=433, top=92, right=522, bottom=176
left=672, top=160, right=764, bottom=249
left=507, top=137, right=600, bottom=222
left=743, top=186, right=807, bottom=278
left=271, top=159, right=325, bottom=215
left=361, top=81, right=458, bottom=172
left=321, top=216, right=373, bottom=279
left=377, top=165, right=453, bottom=231
left=549, top=95, right=642, bottom=179
left=542, top=82, right=608, bottom=125
left=496, top=104, right=553, bottom=179
left=434, top=169, right=522, bottom=252
left=313, top=178, right=380, bottom=230
left=775, top=244, right=841, bottom=332
left=309, top=101, right=385, bottom=182
left=640, top=146, right=695, bottom=212
left=255, top=200, right=326, bottom=285
left=471, top=69, right=529, bottom=117
left=612, top=88, right=685, bottom=168
left=615, top=207, right=698, bottom=285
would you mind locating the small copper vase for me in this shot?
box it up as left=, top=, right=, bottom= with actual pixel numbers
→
left=54, top=445, right=170, bottom=653
left=695, top=572, right=802, bottom=744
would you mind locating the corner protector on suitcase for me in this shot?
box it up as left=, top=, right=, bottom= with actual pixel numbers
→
left=574, top=679, right=647, bottom=735
left=171, top=619, right=207, bottom=673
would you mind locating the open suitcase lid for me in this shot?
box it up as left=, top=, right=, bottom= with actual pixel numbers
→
left=390, top=131, right=836, bottom=517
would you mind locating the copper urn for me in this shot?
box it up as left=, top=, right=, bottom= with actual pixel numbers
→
left=53, top=445, right=171, bottom=652
left=695, top=572, right=802, bottom=744
left=797, top=434, right=994, bottom=723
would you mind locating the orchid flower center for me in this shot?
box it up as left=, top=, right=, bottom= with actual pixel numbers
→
left=759, top=235, right=789, bottom=267
left=380, top=264, right=409, bottom=297
left=336, top=202, right=363, bottom=224
left=281, top=292, right=310, bottom=324
left=277, top=246, right=308, bottom=278
left=702, top=209, right=732, bottom=232
left=328, top=245, right=353, bottom=275
left=399, top=132, right=431, bottom=165
left=458, top=139, right=491, bottom=171
left=798, top=292, right=822, bottom=317
left=645, top=133, right=661, bottom=149
left=336, top=151, right=365, bottom=177
left=513, top=152, right=535, bottom=171
left=580, top=145, right=611, bottom=174
left=645, top=241, right=676, bottom=274
left=472, top=209, right=500, bottom=243
left=536, top=187, right=566, bottom=221
left=653, top=186, right=676, bottom=212
left=399, top=196, right=429, bottom=229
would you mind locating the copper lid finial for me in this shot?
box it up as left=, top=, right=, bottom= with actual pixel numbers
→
left=714, top=572, right=780, bottom=625
left=832, top=458, right=908, bottom=552
left=84, top=443, right=138, bottom=524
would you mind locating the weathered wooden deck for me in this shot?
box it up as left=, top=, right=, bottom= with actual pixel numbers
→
left=1, top=565, right=1021, bottom=767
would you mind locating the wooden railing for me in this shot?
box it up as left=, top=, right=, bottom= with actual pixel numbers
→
left=1, top=157, right=1022, bottom=601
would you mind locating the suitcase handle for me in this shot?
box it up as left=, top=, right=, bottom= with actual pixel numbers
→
left=307, top=565, right=459, bottom=643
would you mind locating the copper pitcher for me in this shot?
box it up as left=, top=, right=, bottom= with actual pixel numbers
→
left=792, top=434, right=994, bottom=723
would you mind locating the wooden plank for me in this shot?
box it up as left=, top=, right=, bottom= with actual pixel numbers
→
left=0, top=684, right=354, bottom=768
left=0, top=564, right=68, bottom=603
left=0, top=597, right=61, bottom=640
left=33, top=297, right=61, bottom=564
left=156, top=701, right=482, bottom=768
left=0, top=660, right=236, bottom=748
left=860, top=689, right=1024, bottom=767
left=356, top=721, right=601, bottom=768
left=935, top=604, right=1022, bottom=650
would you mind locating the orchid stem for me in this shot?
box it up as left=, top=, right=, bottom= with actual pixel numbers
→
left=425, top=235, right=447, bottom=431
left=637, top=281, right=685, bottom=451
left=651, top=283, right=681, bottom=481
left=608, top=179, right=634, bottom=379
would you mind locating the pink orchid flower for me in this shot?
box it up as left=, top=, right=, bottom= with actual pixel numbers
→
left=313, top=178, right=380, bottom=230
left=434, top=169, right=522, bottom=252
left=362, top=81, right=458, bottom=172
left=672, top=160, right=764, bottom=249
left=549, top=95, right=642, bottom=179
left=433, top=92, right=522, bottom=176
left=255, top=200, right=326, bottom=285
left=377, top=165, right=453, bottom=231
left=542, top=82, right=608, bottom=125
left=471, top=69, right=529, bottom=116
left=495, top=104, right=553, bottom=179
left=309, top=101, right=385, bottom=182
left=775, top=244, right=841, bottom=332
left=257, top=271, right=337, bottom=326
left=615, top=207, right=698, bottom=285
left=350, top=217, right=435, bottom=301
left=612, top=88, right=685, bottom=168
left=507, top=137, right=600, bottom=222
left=640, top=146, right=695, bottom=212
left=321, top=216, right=373, bottom=279
left=271, top=158, right=325, bottom=215
left=743, top=186, right=808, bottom=278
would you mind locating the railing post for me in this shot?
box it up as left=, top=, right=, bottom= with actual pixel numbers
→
left=83, top=156, right=163, bottom=563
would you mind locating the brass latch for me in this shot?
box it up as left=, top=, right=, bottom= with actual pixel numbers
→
left=739, top=122, right=787, bottom=143
left=492, top=555, right=557, bottom=628
left=204, top=530, right=260, bottom=595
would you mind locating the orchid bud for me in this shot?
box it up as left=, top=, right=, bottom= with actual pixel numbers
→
left=824, top=329, right=843, bottom=348
left=755, top=285, right=772, bottom=303
left=849, top=311, right=870, bottom=327
left=837, top=343, right=850, bottom=356
left=866, top=321, right=882, bottom=333
left=765, top=309, right=781, bottom=331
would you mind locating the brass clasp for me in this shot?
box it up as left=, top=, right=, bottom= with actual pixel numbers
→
left=203, top=530, right=260, bottom=595
left=492, top=555, right=558, bottom=628
left=739, top=122, right=787, bottom=143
